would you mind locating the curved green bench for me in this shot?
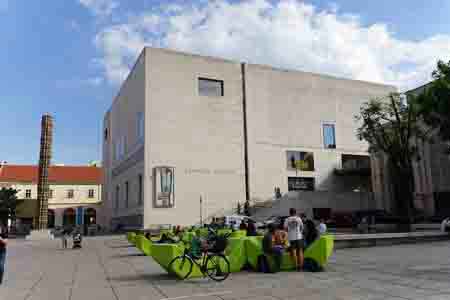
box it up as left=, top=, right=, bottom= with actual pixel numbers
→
left=150, top=237, right=247, bottom=278
left=140, top=237, right=153, bottom=256
left=135, top=234, right=145, bottom=252
left=245, top=235, right=334, bottom=271
left=230, top=230, right=247, bottom=238
left=127, top=232, right=136, bottom=245
left=217, top=229, right=233, bottom=236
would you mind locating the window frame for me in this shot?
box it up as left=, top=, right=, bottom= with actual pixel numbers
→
left=88, top=189, right=95, bottom=199
left=138, top=174, right=143, bottom=206
left=322, top=123, right=336, bottom=149
left=25, top=189, right=32, bottom=199
left=286, top=151, right=315, bottom=172
left=67, top=189, right=74, bottom=199
left=137, top=112, right=144, bottom=141
left=115, top=185, right=120, bottom=211
left=125, top=181, right=129, bottom=208
left=198, top=77, right=224, bottom=97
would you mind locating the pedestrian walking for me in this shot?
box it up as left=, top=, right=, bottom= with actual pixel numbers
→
left=61, top=227, right=69, bottom=249
left=0, top=225, right=8, bottom=285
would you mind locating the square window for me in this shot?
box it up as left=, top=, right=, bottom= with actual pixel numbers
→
left=323, top=124, right=336, bottom=149
left=198, top=78, right=224, bottom=97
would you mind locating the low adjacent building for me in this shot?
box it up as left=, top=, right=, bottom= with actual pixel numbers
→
left=0, top=163, right=102, bottom=229
left=101, top=47, right=395, bottom=229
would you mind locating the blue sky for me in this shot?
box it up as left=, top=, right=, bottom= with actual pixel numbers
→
left=1, top=0, right=450, bottom=165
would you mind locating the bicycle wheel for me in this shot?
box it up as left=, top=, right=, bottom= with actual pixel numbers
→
left=168, top=255, right=193, bottom=280
left=205, top=254, right=230, bottom=281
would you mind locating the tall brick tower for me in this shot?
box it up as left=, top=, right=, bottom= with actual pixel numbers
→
left=34, top=114, right=53, bottom=230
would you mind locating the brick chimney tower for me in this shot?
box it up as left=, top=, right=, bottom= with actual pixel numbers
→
left=34, top=114, right=53, bottom=230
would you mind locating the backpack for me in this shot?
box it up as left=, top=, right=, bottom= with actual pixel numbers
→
left=257, top=255, right=270, bottom=273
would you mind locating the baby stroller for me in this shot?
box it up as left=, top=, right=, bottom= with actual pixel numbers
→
left=72, top=231, right=82, bottom=249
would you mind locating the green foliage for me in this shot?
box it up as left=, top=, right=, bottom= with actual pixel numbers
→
left=414, top=60, right=450, bottom=144
left=0, top=187, right=20, bottom=225
left=355, top=93, right=431, bottom=218
left=355, top=93, right=427, bottom=169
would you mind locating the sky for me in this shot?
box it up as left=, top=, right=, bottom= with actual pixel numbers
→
left=1, top=0, right=450, bottom=165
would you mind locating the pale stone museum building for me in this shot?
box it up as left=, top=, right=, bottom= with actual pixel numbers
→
left=101, top=47, right=395, bottom=229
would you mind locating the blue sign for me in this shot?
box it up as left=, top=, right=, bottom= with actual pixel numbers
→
left=76, top=207, right=84, bottom=225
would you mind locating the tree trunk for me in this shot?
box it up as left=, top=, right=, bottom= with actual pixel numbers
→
left=390, top=162, right=415, bottom=231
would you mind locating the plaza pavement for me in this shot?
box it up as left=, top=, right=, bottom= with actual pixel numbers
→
left=2, top=235, right=450, bottom=300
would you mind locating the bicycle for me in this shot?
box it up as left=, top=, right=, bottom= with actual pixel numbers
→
left=168, top=229, right=230, bottom=281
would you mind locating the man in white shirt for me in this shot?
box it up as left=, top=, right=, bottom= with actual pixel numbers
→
left=284, top=208, right=304, bottom=271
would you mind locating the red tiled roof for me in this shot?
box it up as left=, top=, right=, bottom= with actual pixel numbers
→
left=0, top=165, right=102, bottom=184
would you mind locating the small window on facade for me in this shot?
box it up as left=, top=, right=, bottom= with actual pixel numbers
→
left=323, top=124, right=336, bottom=149
left=115, top=185, right=120, bottom=211
left=25, top=189, right=31, bottom=199
left=198, top=78, right=224, bottom=97
left=48, top=189, right=53, bottom=199
left=125, top=181, right=129, bottom=208
left=104, top=128, right=108, bottom=141
left=88, top=189, right=95, bottom=198
left=137, top=112, right=144, bottom=141
left=67, top=189, right=74, bottom=199
left=138, top=174, right=143, bottom=206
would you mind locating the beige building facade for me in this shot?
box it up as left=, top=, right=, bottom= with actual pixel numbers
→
left=102, top=47, right=395, bottom=229
left=0, top=164, right=102, bottom=228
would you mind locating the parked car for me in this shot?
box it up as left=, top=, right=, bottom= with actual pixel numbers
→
left=260, top=215, right=289, bottom=229
left=326, top=212, right=353, bottom=228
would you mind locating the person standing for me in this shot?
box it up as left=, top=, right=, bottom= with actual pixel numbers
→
left=284, top=208, right=304, bottom=271
left=0, top=225, right=8, bottom=285
left=318, top=218, right=327, bottom=235
left=262, top=224, right=284, bottom=273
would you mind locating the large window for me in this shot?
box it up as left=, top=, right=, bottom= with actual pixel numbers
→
left=115, top=185, right=120, bottom=211
left=125, top=181, right=129, bottom=208
left=137, top=112, right=144, bottom=141
left=323, top=124, right=336, bottom=149
left=198, top=78, right=224, bottom=97
left=286, top=151, right=315, bottom=171
left=138, top=174, right=143, bottom=206
left=342, top=154, right=370, bottom=170
left=288, top=177, right=315, bottom=191
left=25, top=189, right=31, bottom=199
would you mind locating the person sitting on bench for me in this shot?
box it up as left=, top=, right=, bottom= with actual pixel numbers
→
left=262, top=223, right=284, bottom=273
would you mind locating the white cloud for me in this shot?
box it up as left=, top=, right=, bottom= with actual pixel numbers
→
left=93, top=0, right=450, bottom=91
left=79, top=0, right=118, bottom=16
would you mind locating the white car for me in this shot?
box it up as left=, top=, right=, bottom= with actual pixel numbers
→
left=441, top=218, right=450, bottom=232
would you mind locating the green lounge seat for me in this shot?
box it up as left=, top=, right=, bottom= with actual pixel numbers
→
left=230, top=230, right=247, bottom=238
left=245, top=235, right=334, bottom=271
left=127, top=232, right=136, bottom=245
left=135, top=234, right=145, bottom=251
left=217, top=229, right=233, bottom=236
left=140, top=237, right=153, bottom=256
left=150, top=237, right=247, bottom=278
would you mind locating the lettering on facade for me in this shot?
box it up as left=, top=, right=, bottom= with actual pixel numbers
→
left=184, top=168, right=237, bottom=175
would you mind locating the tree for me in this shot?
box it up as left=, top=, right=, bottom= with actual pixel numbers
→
left=0, top=187, right=20, bottom=227
left=355, top=93, right=430, bottom=224
left=414, top=60, right=450, bottom=148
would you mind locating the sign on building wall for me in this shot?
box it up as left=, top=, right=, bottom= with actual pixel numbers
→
left=153, top=166, right=175, bottom=208
left=286, top=151, right=315, bottom=171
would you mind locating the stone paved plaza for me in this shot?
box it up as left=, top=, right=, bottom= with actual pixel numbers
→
left=2, top=235, right=450, bottom=300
